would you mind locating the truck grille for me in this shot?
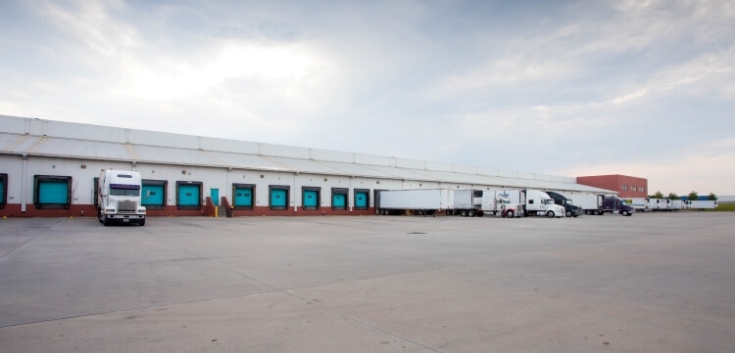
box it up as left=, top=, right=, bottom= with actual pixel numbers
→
left=118, top=200, right=138, bottom=214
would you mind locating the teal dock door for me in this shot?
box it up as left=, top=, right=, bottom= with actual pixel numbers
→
left=355, top=191, right=368, bottom=209
left=178, top=184, right=200, bottom=207
left=142, top=184, right=164, bottom=207
left=270, top=189, right=287, bottom=208
left=332, top=193, right=346, bottom=208
left=38, top=181, right=68, bottom=204
left=234, top=187, right=253, bottom=208
left=303, top=189, right=318, bottom=209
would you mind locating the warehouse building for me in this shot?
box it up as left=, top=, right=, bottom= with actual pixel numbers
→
left=577, top=174, right=648, bottom=198
left=0, top=115, right=615, bottom=218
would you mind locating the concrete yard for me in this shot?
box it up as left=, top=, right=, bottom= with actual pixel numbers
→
left=1, top=213, right=733, bottom=352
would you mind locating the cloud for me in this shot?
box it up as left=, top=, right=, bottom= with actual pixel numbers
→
left=1, top=0, right=734, bottom=194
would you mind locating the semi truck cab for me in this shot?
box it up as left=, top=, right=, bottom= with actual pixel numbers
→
left=97, top=170, right=146, bottom=226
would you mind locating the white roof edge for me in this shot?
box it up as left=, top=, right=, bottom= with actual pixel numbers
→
left=1, top=114, right=583, bottom=187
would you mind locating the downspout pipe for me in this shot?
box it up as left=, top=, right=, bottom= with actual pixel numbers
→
left=21, top=154, right=28, bottom=212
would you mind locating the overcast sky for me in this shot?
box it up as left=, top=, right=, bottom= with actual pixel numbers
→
left=1, top=0, right=734, bottom=195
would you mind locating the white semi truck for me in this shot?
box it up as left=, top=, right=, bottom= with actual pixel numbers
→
left=97, top=170, right=146, bottom=226
left=483, top=189, right=565, bottom=218
left=481, top=190, right=522, bottom=217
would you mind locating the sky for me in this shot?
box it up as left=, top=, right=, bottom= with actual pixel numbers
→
left=1, top=0, right=734, bottom=195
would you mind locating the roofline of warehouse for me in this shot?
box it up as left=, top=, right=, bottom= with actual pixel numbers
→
left=0, top=115, right=614, bottom=194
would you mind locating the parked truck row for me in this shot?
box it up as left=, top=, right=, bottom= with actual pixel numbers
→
left=619, top=198, right=718, bottom=212
left=378, top=189, right=569, bottom=218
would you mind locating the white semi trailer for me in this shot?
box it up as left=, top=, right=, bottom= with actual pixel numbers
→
left=377, top=189, right=486, bottom=216
left=562, top=193, right=604, bottom=215
left=687, top=200, right=718, bottom=210
left=483, top=189, right=565, bottom=218
left=648, top=198, right=669, bottom=211
left=97, top=170, right=146, bottom=226
left=446, top=189, right=485, bottom=217
left=377, top=189, right=453, bottom=216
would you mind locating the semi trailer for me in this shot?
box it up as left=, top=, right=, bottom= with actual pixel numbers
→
left=97, top=170, right=146, bottom=226
left=562, top=193, right=604, bottom=215
left=376, top=189, right=485, bottom=216
left=686, top=200, right=718, bottom=210
left=446, top=189, right=485, bottom=217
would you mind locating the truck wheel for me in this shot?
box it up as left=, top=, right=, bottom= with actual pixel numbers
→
left=103, top=216, right=110, bottom=227
left=140, top=219, right=146, bottom=226
left=565, top=211, right=571, bottom=217
left=547, top=211, right=555, bottom=218
left=506, top=210, right=514, bottom=218
left=98, top=209, right=104, bottom=224
left=622, top=210, right=629, bottom=216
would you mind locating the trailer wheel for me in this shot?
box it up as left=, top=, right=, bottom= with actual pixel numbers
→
left=547, top=211, right=555, bottom=218
left=506, top=210, right=514, bottom=218
left=468, top=210, right=476, bottom=217
left=461, top=210, right=468, bottom=217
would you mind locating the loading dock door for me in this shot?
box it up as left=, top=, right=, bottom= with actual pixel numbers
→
left=303, top=190, right=318, bottom=208
left=355, top=191, right=368, bottom=209
left=270, top=189, right=287, bottom=207
left=178, top=185, right=201, bottom=207
left=142, top=184, right=164, bottom=207
left=234, top=187, right=253, bottom=208
left=39, top=181, right=69, bottom=204
left=332, top=193, right=346, bottom=208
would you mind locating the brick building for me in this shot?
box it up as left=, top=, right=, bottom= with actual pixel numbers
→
left=576, top=174, right=648, bottom=198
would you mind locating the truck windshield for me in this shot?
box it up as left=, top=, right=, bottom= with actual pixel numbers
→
left=110, top=187, right=140, bottom=196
